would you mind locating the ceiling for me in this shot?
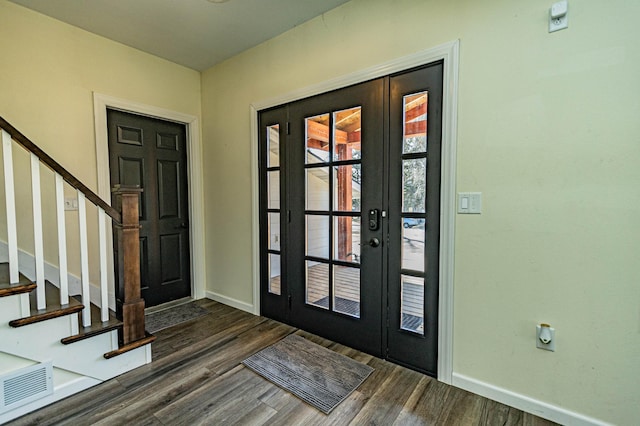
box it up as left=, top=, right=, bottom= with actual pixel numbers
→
left=9, top=0, right=351, bottom=71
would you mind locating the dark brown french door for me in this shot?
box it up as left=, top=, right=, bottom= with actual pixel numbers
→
left=259, top=61, right=443, bottom=375
left=107, top=109, right=191, bottom=308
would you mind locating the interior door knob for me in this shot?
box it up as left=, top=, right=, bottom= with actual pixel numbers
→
left=367, top=237, right=380, bottom=247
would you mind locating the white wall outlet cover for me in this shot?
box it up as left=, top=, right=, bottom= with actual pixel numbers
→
left=549, top=1, right=568, bottom=32
left=550, top=0, right=568, bottom=18
left=536, top=324, right=556, bottom=351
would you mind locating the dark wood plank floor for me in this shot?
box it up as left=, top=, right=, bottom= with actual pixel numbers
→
left=8, top=299, right=557, bottom=426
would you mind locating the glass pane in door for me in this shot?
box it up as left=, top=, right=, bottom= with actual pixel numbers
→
left=306, top=261, right=329, bottom=309
left=306, top=215, right=329, bottom=259
left=306, top=113, right=330, bottom=164
left=402, top=92, right=428, bottom=154
left=268, top=253, right=281, bottom=295
left=333, top=164, right=361, bottom=212
left=268, top=213, right=280, bottom=251
left=401, top=218, right=425, bottom=271
left=400, top=274, right=424, bottom=335
left=333, top=265, right=360, bottom=318
left=402, top=158, right=426, bottom=213
left=267, top=170, right=280, bottom=209
left=267, top=124, right=280, bottom=167
left=333, top=216, right=361, bottom=263
left=306, top=167, right=330, bottom=210
left=333, top=107, right=362, bottom=161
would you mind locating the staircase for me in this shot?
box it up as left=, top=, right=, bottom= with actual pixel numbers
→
left=0, top=117, right=154, bottom=423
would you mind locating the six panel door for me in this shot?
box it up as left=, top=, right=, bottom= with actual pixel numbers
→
left=107, top=109, right=191, bottom=307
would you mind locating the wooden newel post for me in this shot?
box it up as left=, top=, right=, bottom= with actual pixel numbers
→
left=112, top=184, right=145, bottom=345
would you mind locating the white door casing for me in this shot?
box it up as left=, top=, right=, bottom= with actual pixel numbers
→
left=93, top=94, right=206, bottom=308
left=250, top=40, right=459, bottom=383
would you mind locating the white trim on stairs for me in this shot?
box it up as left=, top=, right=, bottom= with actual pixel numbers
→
left=0, top=290, right=153, bottom=423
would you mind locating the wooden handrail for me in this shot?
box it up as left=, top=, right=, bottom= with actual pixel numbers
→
left=0, top=116, right=121, bottom=223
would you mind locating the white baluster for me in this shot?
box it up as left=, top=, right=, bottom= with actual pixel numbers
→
left=55, top=174, right=69, bottom=305
left=2, top=130, right=19, bottom=284
left=31, top=154, right=46, bottom=310
left=98, top=208, right=109, bottom=322
left=77, top=191, right=91, bottom=327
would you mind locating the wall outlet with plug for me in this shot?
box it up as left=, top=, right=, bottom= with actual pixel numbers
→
left=536, top=323, right=556, bottom=351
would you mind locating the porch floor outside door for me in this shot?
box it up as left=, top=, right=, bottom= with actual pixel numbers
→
left=271, top=264, right=424, bottom=330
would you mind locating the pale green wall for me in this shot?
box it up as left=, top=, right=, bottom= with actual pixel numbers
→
left=201, top=0, right=640, bottom=423
left=1, top=0, right=638, bottom=423
left=0, top=1, right=201, bottom=283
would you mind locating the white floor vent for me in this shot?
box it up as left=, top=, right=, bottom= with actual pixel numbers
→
left=0, top=361, right=53, bottom=414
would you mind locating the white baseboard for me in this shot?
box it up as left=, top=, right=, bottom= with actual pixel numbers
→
left=451, top=373, right=612, bottom=426
left=205, top=291, right=255, bottom=314
left=0, top=376, right=100, bottom=424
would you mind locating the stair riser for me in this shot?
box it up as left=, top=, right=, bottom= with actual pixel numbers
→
left=0, top=295, right=22, bottom=323
left=1, top=296, right=78, bottom=343
left=0, top=293, right=31, bottom=321
left=1, top=322, right=150, bottom=380
left=1, top=294, right=151, bottom=380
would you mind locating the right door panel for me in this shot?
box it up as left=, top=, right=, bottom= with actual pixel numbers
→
left=387, top=62, right=444, bottom=375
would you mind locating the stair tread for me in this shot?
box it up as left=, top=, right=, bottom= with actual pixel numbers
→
left=0, top=262, right=36, bottom=296
left=103, top=332, right=156, bottom=359
left=61, top=303, right=123, bottom=344
left=9, top=281, right=84, bottom=327
left=3, top=264, right=153, bottom=354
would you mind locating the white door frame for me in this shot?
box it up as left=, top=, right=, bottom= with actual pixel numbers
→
left=93, top=93, right=206, bottom=307
left=249, top=40, right=459, bottom=383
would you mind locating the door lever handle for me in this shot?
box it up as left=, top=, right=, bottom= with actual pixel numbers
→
left=361, top=237, right=380, bottom=248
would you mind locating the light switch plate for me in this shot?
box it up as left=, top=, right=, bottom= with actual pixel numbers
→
left=64, top=198, right=78, bottom=211
left=458, top=192, right=482, bottom=214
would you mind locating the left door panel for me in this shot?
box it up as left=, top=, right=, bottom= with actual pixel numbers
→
left=259, top=106, right=289, bottom=322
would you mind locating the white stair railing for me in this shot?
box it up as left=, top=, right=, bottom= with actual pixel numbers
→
left=30, top=153, right=46, bottom=310
left=77, top=191, right=91, bottom=327
left=2, top=130, right=19, bottom=285
left=55, top=173, right=70, bottom=306
left=1, top=121, right=118, bottom=328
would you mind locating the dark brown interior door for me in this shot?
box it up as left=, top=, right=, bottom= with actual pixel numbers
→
left=107, top=109, right=191, bottom=307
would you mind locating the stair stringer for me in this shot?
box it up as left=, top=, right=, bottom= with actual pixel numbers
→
left=0, top=294, right=152, bottom=382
